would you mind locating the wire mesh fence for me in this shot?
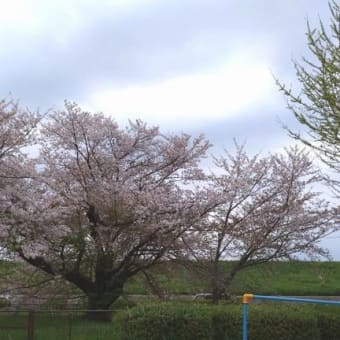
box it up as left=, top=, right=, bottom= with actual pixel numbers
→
left=0, top=309, right=121, bottom=340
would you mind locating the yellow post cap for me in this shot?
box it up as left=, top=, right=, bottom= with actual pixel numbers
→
left=242, top=293, right=253, bottom=304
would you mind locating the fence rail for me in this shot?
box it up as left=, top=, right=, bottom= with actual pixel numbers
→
left=0, top=308, right=121, bottom=340
left=242, top=293, right=340, bottom=340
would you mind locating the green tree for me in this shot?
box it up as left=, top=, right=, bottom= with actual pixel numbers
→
left=277, top=1, right=339, bottom=168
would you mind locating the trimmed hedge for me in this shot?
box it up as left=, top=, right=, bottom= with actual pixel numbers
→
left=116, top=303, right=239, bottom=340
left=116, top=302, right=340, bottom=340
left=316, top=305, right=340, bottom=340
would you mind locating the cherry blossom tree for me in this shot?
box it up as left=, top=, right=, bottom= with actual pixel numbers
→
left=185, top=145, right=337, bottom=302
left=1, top=102, right=214, bottom=320
left=1, top=99, right=336, bottom=312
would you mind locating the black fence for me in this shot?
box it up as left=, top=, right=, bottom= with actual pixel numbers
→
left=0, top=309, right=120, bottom=340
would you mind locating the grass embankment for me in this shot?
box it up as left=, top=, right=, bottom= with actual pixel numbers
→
left=1, top=260, right=340, bottom=297
left=125, top=261, right=340, bottom=296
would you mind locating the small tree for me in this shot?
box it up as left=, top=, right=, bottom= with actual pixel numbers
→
left=277, top=1, right=340, bottom=169
left=185, top=145, right=337, bottom=302
left=1, top=102, right=214, bottom=320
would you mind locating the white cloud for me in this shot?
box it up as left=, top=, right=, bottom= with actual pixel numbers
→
left=88, top=57, right=275, bottom=128
left=0, top=0, right=36, bottom=26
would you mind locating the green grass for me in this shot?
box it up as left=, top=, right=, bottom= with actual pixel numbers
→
left=0, top=312, right=121, bottom=340
left=230, top=261, right=340, bottom=296
left=124, top=261, right=340, bottom=296
left=2, top=259, right=340, bottom=297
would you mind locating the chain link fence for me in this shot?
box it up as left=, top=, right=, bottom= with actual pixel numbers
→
left=0, top=308, right=121, bottom=340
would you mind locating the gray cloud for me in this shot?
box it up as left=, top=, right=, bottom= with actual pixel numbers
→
left=0, top=0, right=330, bottom=109
left=189, top=107, right=297, bottom=153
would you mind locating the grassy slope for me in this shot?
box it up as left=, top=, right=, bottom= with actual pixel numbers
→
left=125, top=261, right=340, bottom=296
left=1, top=260, right=340, bottom=297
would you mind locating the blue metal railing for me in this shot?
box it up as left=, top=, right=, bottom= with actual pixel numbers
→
left=242, top=294, right=340, bottom=340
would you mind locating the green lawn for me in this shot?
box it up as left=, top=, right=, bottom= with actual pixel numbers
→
left=0, top=312, right=121, bottom=340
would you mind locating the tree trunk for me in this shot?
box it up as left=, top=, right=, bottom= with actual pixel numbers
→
left=86, top=288, right=122, bottom=322
left=211, top=281, right=226, bottom=304
left=85, top=251, right=126, bottom=322
left=211, top=266, right=240, bottom=303
left=211, top=262, right=226, bottom=304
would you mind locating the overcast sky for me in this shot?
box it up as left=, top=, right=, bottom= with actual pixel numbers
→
left=1, top=0, right=339, bottom=259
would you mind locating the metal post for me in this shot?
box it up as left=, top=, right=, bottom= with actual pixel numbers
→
left=242, top=303, right=248, bottom=340
left=242, top=294, right=253, bottom=340
left=68, top=313, right=72, bottom=340
left=27, top=311, right=34, bottom=340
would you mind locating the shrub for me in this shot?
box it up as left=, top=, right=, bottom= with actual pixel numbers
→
left=248, top=305, right=319, bottom=340
left=116, top=302, right=243, bottom=340
left=316, top=306, right=340, bottom=340
left=116, top=302, right=340, bottom=340
left=116, top=303, right=217, bottom=340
